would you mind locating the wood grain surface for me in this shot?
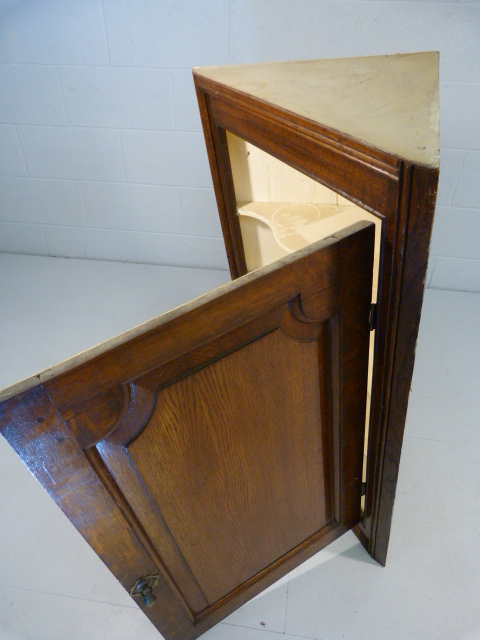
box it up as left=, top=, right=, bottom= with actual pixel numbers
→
left=194, top=69, right=439, bottom=567
left=1, top=221, right=374, bottom=639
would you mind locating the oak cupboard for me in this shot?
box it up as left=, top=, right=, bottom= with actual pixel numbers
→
left=194, top=50, right=440, bottom=567
left=0, top=52, right=439, bottom=640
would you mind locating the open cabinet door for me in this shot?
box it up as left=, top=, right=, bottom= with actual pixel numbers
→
left=1, top=222, right=373, bottom=640
left=194, top=52, right=440, bottom=566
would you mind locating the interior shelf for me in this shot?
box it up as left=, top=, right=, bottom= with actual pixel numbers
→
left=238, top=201, right=381, bottom=303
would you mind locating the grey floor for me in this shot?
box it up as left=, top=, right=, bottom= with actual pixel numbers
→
left=1, top=254, right=479, bottom=640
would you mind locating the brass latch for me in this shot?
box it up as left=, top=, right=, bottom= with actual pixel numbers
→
left=129, top=574, right=160, bottom=607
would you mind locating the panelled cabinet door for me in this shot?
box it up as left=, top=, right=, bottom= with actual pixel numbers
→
left=1, top=222, right=374, bottom=640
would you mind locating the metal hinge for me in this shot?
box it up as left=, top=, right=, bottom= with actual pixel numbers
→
left=369, top=303, right=378, bottom=332
left=361, top=482, right=367, bottom=497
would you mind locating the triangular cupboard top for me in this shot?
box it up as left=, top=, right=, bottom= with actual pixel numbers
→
left=194, top=52, right=439, bottom=168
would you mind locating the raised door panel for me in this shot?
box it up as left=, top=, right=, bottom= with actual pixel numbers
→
left=96, top=322, right=334, bottom=618
left=128, top=332, right=330, bottom=602
left=0, top=221, right=374, bottom=639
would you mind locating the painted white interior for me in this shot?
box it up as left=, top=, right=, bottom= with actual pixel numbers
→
left=0, top=1, right=478, bottom=289
left=227, top=132, right=381, bottom=281
left=228, top=133, right=380, bottom=487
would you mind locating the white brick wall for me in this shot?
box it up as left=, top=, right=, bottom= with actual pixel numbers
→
left=0, top=1, right=478, bottom=288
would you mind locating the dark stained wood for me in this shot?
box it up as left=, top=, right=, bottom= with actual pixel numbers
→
left=0, top=222, right=374, bottom=639
left=195, top=85, right=247, bottom=278
left=194, top=70, right=439, bottom=566
left=129, top=333, right=330, bottom=605
left=0, top=386, right=195, bottom=640
left=208, top=92, right=401, bottom=216
left=371, top=164, right=439, bottom=565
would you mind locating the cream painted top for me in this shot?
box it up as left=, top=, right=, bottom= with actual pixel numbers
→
left=195, top=52, right=439, bottom=167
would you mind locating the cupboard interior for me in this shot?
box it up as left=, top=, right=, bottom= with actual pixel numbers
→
left=227, top=131, right=382, bottom=509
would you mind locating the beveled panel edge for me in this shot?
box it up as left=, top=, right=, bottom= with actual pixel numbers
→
left=0, top=385, right=196, bottom=640
left=90, top=303, right=343, bottom=625
left=88, top=443, right=205, bottom=621
left=195, top=518, right=340, bottom=623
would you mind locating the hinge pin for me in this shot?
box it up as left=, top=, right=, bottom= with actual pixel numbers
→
left=369, top=303, right=378, bottom=332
